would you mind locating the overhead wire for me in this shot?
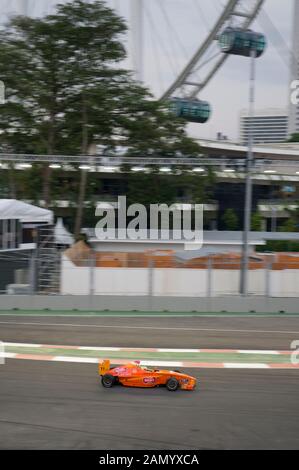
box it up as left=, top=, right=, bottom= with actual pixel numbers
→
left=192, top=0, right=210, bottom=32
left=146, top=1, right=165, bottom=95
left=143, top=1, right=178, bottom=81
left=192, top=49, right=222, bottom=75
left=257, top=8, right=292, bottom=69
left=212, top=0, right=224, bottom=16
left=158, top=0, right=189, bottom=60
left=154, top=0, right=183, bottom=74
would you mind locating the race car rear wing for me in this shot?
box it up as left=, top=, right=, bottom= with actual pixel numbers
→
left=99, top=359, right=110, bottom=376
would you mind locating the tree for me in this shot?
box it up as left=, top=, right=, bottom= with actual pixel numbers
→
left=0, top=0, right=204, bottom=234
left=279, top=219, right=297, bottom=233
left=251, top=212, right=262, bottom=231
left=277, top=207, right=299, bottom=233
left=0, top=13, right=74, bottom=205
left=0, top=0, right=128, bottom=215
left=287, top=133, right=299, bottom=143
left=222, top=208, right=239, bottom=231
left=51, top=0, right=128, bottom=236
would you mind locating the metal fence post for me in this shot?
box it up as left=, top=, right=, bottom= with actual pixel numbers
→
left=265, top=257, right=273, bottom=298
left=207, top=255, right=212, bottom=298
left=89, top=252, right=96, bottom=297
left=148, top=258, right=154, bottom=311
left=29, top=251, right=37, bottom=294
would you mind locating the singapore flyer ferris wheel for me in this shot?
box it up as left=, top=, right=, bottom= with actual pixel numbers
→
left=1, top=0, right=266, bottom=126
left=1, top=1, right=265, bottom=88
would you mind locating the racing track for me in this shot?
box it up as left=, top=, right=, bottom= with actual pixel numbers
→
left=0, top=315, right=299, bottom=449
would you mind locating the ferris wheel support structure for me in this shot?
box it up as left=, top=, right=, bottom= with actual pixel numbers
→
left=161, top=0, right=265, bottom=101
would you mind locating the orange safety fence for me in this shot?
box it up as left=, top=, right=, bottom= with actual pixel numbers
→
left=64, top=242, right=299, bottom=270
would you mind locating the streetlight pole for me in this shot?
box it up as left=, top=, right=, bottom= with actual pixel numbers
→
left=240, top=49, right=256, bottom=296
left=218, top=28, right=266, bottom=295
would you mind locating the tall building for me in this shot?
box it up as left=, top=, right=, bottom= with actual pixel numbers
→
left=289, top=0, right=299, bottom=136
left=239, top=108, right=288, bottom=145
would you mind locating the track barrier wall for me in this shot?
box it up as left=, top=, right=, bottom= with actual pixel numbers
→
left=0, top=295, right=298, bottom=314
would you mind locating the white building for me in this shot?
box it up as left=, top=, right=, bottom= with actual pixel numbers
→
left=240, top=108, right=288, bottom=145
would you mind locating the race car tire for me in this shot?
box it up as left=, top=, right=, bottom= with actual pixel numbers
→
left=166, top=377, right=179, bottom=391
left=101, top=374, right=116, bottom=388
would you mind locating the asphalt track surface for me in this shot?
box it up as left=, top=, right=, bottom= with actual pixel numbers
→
left=1, top=315, right=299, bottom=449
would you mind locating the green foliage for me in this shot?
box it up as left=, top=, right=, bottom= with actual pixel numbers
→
left=278, top=218, right=297, bottom=233
left=126, top=167, right=214, bottom=208
left=257, top=241, right=299, bottom=253
left=251, top=212, right=262, bottom=231
left=0, top=0, right=201, bottom=157
left=222, top=208, right=239, bottom=231
left=287, top=133, right=299, bottom=143
left=276, top=207, right=299, bottom=233
left=126, top=172, right=176, bottom=208
left=0, top=0, right=207, bottom=230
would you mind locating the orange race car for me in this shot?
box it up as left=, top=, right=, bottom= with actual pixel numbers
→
left=98, top=360, right=197, bottom=391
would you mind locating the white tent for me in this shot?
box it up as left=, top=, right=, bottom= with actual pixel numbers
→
left=0, top=199, right=53, bottom=224
left=54, top=218, right=74, bottom=246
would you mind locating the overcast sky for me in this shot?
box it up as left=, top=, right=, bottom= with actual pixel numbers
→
left=110, top=0, right=294, bottom=142
left=4, top=0, right=296, bottom=141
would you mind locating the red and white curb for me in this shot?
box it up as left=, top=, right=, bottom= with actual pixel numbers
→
left=2, top=342, right=292, bottom=355
left=1, top=342, right=298, bottom=369
left=1, top=352, right=299, bottom=369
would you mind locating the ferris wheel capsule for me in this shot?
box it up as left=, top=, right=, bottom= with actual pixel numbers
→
left=169, top=98, right=211, bottom=124
left=218, top=27, right=266, bottom=58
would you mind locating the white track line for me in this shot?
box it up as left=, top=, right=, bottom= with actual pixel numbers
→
left=3, top=342, right=287, bottom=355
left=78, top=346, right=121, bottom=351
left=237, top=350, right=280, bottom=355
left=4, top=342, right=42, bottom=348
left=0, top=321, right=298, bottom=335
left=157, top=348, right=200, bottom=353
left=0, top=314, right=298, bottom=319
left=2, top=353, right=298, bottom=369
left=1, top=352, right=17, bottom=359
left=224, top=363, right=270, bottom=369
left=53, top=356, right=99, bottom=364
left=138, top=360, right=183, bottom=367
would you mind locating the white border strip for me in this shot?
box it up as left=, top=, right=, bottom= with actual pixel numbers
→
left=53, top=356, right=99, bottom=364
left=237, top=350, right=279, bottom=355
left=157, top=348, right=200, bottom=353
left=4, top=342, right=42, bottom=348
left=79, top=347, right=121, bottom=351
left=224, top=363, right=270, bottom=369
left=3, top=342, right=286, bottom=355
left=0, top=341, right=5, bottom=364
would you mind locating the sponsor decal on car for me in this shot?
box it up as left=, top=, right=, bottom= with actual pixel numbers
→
left=114, top=367, right=126, bottom=374
left=143, top=377, right=156, bottom=384
left=114, top=367, right=132, bottom=376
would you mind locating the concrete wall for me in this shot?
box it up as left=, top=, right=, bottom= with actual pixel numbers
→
left=270, top=270, right=299, bottom=297
left=61, top=256, right=299, bottom=298
left=61, top=257, right=150, bottom=296
left=0, top=294, right=298, bottom=313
